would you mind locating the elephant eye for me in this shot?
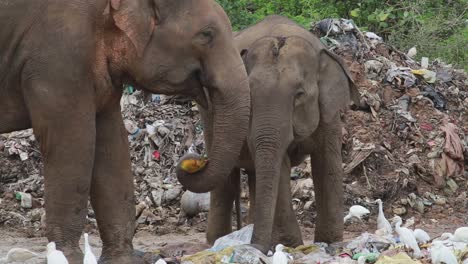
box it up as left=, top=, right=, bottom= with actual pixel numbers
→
left=295, top=90, right=305, bottom=99
left=195, top=28, right=215, bottom=46
left=295, top=90, right=306, bottom=106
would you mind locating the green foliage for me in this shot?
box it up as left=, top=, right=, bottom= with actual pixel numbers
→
left=216, top=0, right=468, bottom=70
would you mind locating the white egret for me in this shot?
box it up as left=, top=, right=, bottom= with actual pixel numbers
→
left=47, top=242, right=69, bottom=264
left=374, top=199, right=392, bottom=235
left=430, top=241, right=458, bottom=264
left=413, top=228, right=430, bottom=244
left=344, top=205, right=370, bottom=222
left=392, top=216, right=422, bottom=258
left=272, top=244, right=289, bottom=264
left=83, top=233, right=97, bottom=264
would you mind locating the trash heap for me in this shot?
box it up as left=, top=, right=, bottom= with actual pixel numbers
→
left=180, top=223, right=468, bottom=264
left=0, top=17, right=467, bottom=264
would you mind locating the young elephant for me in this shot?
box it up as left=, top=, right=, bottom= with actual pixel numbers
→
left=177, top=15, right=360, bottom=252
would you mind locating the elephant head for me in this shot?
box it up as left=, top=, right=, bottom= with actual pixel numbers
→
left=105, top=0, right=250, bottom=193
left=240, top=32, right=360, bottom=189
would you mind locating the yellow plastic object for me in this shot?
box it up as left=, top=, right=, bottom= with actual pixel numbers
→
left=290, top=245, right=320, bottom=255
left=180, top=158, right=208, bottom=174
left=181, top=247, right=234, bottom=264
left=411, top=69, right=437, bottom=83
left=375, top=252, right=422, bottom=264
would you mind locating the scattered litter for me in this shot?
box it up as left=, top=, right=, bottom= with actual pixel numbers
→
left=210, top=224, right=253, bottom=252
left=375, top=252, right=422, bottom=264
left=386, top=67, right=417, bottom=87
left=407, top=47, right=417, bottom=59
left=412, top=69, right=437, bottom=83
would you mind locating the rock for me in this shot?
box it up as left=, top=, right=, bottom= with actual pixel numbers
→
left=444, top=179, right=459, bottom=195
left=151, top=190, right=164, bottom=207
left=163, top=186, right=182, bottom=205
left=138, top=208, right=159, bottom=225
left=415, top=200, right=425, bottom=213
left=0, top=141, right=4, bottom=151
left=181, top=191, right=210, bottom=217
left=28, top=208, right=44, bottom=222
left=434, top=197, right=447, bottom=205
left=135, top=201, right=148, bottom=218
left=393, top=207, right=407, bottom=215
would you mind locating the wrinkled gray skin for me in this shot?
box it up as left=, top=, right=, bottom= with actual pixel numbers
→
left=177, top=15, right=360, bottom=252
left=0, top=0, right=250, bottom=263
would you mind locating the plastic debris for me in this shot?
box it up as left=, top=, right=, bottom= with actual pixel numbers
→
left=386, top=67, right=417, bottom=87
left=412, top=69, right=437, bottom=83
left=375, top=252, right=422, bottom=264
left=407, top=47, right=417, bottom=59
left=210, top=225, right=254, bottom=252
left=15, top=192, right=32, bottom=209
left=353, top=252, right=379, bottom=262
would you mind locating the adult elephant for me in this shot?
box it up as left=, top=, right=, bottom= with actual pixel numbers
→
left=177, top=15, right=360, bottom=252
left=0, top=1, right=250, bottom=263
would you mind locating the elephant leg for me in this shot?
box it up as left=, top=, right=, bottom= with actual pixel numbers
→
left=89, top=105, right=138, bottom=264
left=246, top=170, right=256, bottom=224
left=206, top=168, right=239, bottom=244
left=310, top=121, right=344, bottom=243
left=24, top=82, right=96, bottom=264
left=272, top=158, right=303, bottom=247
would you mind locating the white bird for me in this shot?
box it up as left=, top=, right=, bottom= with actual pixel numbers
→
left=441, top=227, right=468, bottom=243
left=155, top=259, right=167, bottom=264
left=375, top=199, right=392, bottom=235
left=47, top=242, right=69, bottom=264
left=344, top=205, right=370, bottom=222
left=392, top=216, right=422, bottom=258
left=430, top=241, right=458, bottom=264
left=407, top=46, right=417, bottom=58
left=413, top=228, right=431, bottom=244
left=272, top=244, right=289, bottom=264
left=83, top=233, right=97, bottom=264
left=0, top=248, right=38, bottom=263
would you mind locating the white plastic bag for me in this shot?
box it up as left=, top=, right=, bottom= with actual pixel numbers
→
left=210, top=224, right=254, bottom=252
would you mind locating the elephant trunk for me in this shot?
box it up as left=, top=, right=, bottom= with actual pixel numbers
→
left=176, top=60, right=250, bottom=193
left=249, top=105, right=292, bottom=248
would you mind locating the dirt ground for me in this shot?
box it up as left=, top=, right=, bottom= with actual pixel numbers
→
left=0, top=207, right=466, bottom=262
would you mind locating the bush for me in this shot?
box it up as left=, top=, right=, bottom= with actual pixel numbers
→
left=217, top=0, right=468, bottom=70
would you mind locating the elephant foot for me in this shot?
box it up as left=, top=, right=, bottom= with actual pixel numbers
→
left=247, top=243, right=270, bottom=254
left=272, top=234, right=303, bottom=249
left=99, top=250, right=155, bottom=264
left=314, top=229, right=343, bottom=244
left=62, top=247, right=83, bottom=264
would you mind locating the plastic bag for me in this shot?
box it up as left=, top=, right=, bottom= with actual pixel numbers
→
left=226, top=245, right=271, bottom=264
left=210, top=225, right=254, bottom=252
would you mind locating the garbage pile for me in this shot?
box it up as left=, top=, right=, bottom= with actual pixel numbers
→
left=180, top=221, right=468, bottom=264
left=0, top=16, right=467, bottom=263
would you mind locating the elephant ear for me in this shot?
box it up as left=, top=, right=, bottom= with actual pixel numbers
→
left=111, top=0, right=157, bottom=57
left=318, top=49, right=361, bottom=123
